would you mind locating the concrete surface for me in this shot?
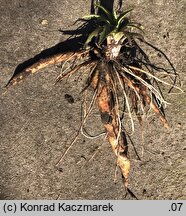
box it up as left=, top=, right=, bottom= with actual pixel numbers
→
left=0, top=0, right=185, bottom=199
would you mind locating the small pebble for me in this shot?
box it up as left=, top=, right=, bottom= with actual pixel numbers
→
left=41, top=19, right=49, bottom=26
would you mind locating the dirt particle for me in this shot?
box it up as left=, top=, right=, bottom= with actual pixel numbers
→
left=81, top=155, right=86, bottom=160
left=143, top=189, right=147, bottom=194
left=64, top=94, right=74, bottom=104
left=163, top=32, right=169, bottom=39
left=58, top=167, right=63, bottom=173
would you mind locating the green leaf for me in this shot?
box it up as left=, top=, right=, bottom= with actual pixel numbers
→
left=123, top=31, right=144, bottom=40
left=82, top=14, right=101, bottom=20
left=127, top=24, right=144, bottom=33
left=95, top=4, right=111, bottom=17
left=95, top=4, right=113, bottom=23
left=82, top=14, right=110, bottom=24
left=113, top=10, right=118, bottom=20
left=85, top=27, right=103, bottom=45
left=117, top=17, right=129, bottom=31
left=116, top=9, right=133, bottom=29
left=129, top=32, right=144, bottom=40
left=112, top=32, right=125, bottom=42
left=129, top=22, right=144, bottom=29
left=98, top=25, right=112, bottom=45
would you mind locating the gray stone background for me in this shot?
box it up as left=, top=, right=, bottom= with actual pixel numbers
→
left=0, top=0, right=185, bottom=199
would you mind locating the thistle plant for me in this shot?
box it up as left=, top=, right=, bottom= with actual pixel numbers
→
left=5, top=2, right=182, bottom=195
left=83, top=4, right=143, bottom=59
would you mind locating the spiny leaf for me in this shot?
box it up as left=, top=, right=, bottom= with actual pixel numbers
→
left=98, top=25, right=112, bottom=45
left=127, top=24, right=144, bottom=33
left=127, top=32, right=144, bottom=40
left=113, top=10, right=118, bottom=21
left=95, top=4, right=113, bottom=23
left=117, top=8, right=133, bottom=30
left=85, top=27, right=103, bottom=45
left=82, top=14, right=101, bottom=20
left=117, top=17, right=129, bottom=31
left=82, top=14, right=110, bottom=24
left=122, top=31, right=144, bottom=44
left=130, top=22, right=143, bottom=29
